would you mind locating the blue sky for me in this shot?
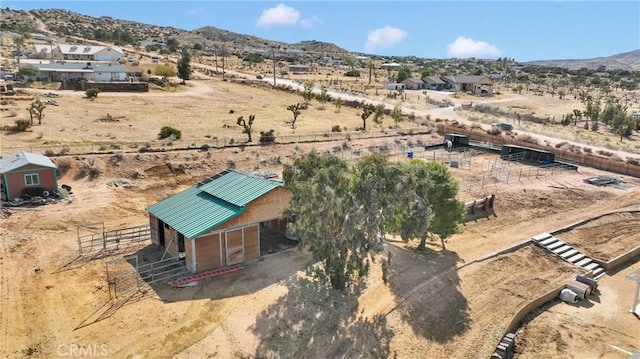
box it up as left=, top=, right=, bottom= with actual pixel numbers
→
left=5, top=1, right=640, bottom=62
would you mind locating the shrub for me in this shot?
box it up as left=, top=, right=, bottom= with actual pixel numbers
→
left=159, top=126, right=182, bottom=140
left=14, top=119, right=31, bottom=131
left=517, top=134, right=538, bottom=144
left=79, top=156, right=105, bottom=178
left=331, top=125, right=342, bottom=132
left=259, top=129, right=276, bottom=144
left=55, top=157, right=72, bottom=168
left=345, top=70, right=360, bottom=77
left=85, top=88, right=100, bottom=99
left=597, top=150, right=613, bottom=157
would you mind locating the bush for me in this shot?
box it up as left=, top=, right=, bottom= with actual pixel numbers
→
left=79, top=156, right=104, bottom=178
left=13, top=119, right=31, bottom=131
left=159, top=126, right=182, bottom=140
left=85, top=88, right=100, bottom=99
left=259, top=129, right=276, bottom=144
left=331, top=125, right=342, bottom=132
left=55, top=157, right=72, bottom=168
left=345, top=70, right=360, bottom=77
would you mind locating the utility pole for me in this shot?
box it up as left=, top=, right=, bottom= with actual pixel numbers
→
left=272, top=47, right=276, bottom=86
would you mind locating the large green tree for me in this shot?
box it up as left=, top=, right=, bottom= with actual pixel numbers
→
left=601, top=101, right=635, bottom=141
left=17, top=64, right=40, bottom=80
left=154, top=64, right=176, bottom=78
left=396, top=66, right=411, bottom=82
left=177, top=48, right=191, bottom=85
left=284, top=153, right=394, bottom=290
left=422, top=161, right=466, bottom=250
left=284, top=152, right=465, bottom=290
left=390, top=160, right=465, bottom=251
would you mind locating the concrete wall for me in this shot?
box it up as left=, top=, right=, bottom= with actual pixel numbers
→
left=61, top=81, right=149, bottom=92
left=604, top=249, right=640, bottom=271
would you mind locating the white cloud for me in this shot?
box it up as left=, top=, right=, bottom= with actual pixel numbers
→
left=299, top=15, right=322, bottom=30
left=446, top=36, right=503, bottom=58
left=187, top=8, right=201, bottom=16
left=365, top=26, right=407, bottom=53
left=255, top=3, right=300, bottom=28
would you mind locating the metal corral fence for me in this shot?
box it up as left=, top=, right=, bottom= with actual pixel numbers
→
left=437, top=124, right=640, bottom=178
left=1, top=128, right=439, bottom=157
left=77, top=222, right=151, bottom=256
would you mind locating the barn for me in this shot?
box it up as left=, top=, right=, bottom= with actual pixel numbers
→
left=1, top=152, right=58, bottom=201
left=500, top=145, right=556, bottom=163
left=146, top=170, right=292, bottom=273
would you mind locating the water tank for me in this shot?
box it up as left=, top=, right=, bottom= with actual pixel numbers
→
left=559, top=288, right=579, bottom=303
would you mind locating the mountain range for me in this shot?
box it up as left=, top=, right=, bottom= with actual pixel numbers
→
left=1, top=8, right=639, bottom=70
left=525, top=49, right=640, bottom=71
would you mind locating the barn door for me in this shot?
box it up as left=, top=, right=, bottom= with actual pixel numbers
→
left=225, top=228, right=244, bottom=265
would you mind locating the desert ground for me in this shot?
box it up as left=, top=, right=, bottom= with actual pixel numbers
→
left=1, top=57, right=640, bottom=358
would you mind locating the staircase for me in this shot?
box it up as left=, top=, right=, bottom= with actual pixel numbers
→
left=531, top=233, right=605, bottom=278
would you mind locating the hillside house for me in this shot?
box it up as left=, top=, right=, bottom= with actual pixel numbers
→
left=1, top=152, right=58, bottom=201
left=380, top=62, right=401, bottom=70
left=146, top=170, right=292, bottom=273
left=402, top=78, right=425, bottom=90
left=441, top=75, right=494, bottom=95
left=422, top=76, right=446, bottom=91
left=288, top=65, right=312, bottom=74
left=19, top=62, right=128, bottom=82
left=386, top=83, right=406, bottom=91
left=33, top=44, right=124, bottom=62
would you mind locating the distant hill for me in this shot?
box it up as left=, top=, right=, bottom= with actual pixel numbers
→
left=525, top=49, right=640, bottom=71
left=0, top=8, right=351, bottom=56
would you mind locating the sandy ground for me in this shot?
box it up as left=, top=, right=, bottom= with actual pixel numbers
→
left=1, top=137, right=639, bottom=358
left=1, top=57, right=640, bottom=358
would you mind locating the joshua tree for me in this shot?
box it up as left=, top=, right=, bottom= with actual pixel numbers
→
left=360, top=104, right=375, bottom=131
left=287, top=103, right=301, bottom=128
left=237, top=114, right=255, bottom=142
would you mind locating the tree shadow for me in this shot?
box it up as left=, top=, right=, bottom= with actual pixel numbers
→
left=121, top=244, right=313, bottom=303
left=385, top=242, right=471, bottom=343
left=252, top=277, right=394, bottom=358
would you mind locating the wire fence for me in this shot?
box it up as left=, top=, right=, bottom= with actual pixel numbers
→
left=1, top=128, right=438, bottom=157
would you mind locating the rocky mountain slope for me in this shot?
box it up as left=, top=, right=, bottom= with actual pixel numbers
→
left=525, top=49, right=640, bottom=71
left=0, top=7, right=638, bottom=69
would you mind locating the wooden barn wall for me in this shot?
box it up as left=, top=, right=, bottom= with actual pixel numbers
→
left=148, top=213, right=159, bottom=245
left=193, top=223, right=260, bottom=272
left=243, top=224, right=259, bottom=260
left=195, top=233, right=222, bottom=272
left=184, top=237, right=195, bottom=272
left=214, top=187, right=292, bottom=231
left=225, top=229, right=244, bottom=265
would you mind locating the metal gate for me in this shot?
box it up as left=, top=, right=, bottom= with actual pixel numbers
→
left=105, top=256, right=140, bottom=300
left=77, top=222, right=151, bottom=256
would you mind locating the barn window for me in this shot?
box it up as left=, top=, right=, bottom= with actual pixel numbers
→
left=24, top=173, right=40, bottom=186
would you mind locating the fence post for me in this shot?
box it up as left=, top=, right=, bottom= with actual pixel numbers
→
left=135, top=256, right=140, bottom=288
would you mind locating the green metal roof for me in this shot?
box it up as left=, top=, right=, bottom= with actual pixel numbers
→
left=200, top=170, right=282, bottom=206
left=146, top=170, right=283, bottom=239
